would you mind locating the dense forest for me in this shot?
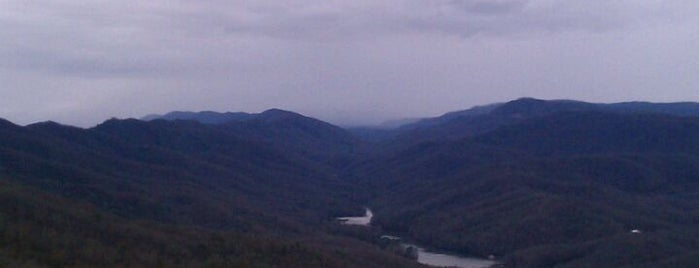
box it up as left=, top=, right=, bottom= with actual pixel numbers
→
left=3, top=98, right=699, bottom=267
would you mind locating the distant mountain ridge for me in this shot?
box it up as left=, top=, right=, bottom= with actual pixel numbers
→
left=4, top=97, right=699, bottom=267
left=142, top=108, right=318, bottom=125
left=143, top=109, right=362, bottom=161
left=143, top=98, right=699, bottom=132
left=142, top=110, right=255, bottom=124
left=355, top=98, right=699, bottom=147
left=404, top=97, right=699, bottom=130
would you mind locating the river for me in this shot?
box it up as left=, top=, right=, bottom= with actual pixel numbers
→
left=337, top=208, right=373, bottom=225
left=337, top=208, right=497, bottom=268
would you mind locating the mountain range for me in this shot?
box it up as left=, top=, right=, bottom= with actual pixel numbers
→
left=2, top=98, right=699, bottom=267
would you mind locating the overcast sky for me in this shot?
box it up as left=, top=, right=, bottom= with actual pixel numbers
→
left=1, top=1, right=699, bottom=127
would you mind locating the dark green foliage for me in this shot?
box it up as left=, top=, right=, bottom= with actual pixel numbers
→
left=355, top=107, right=699, bottom=267
left=0, top=116, right=419, bottom=267
left=0, top=179, right=422, bottom=268
left=4, top=98, right=699, bottom=267
left=380, top=97, right=699, bottom=150
left=142, top=109, right=363, bottom=165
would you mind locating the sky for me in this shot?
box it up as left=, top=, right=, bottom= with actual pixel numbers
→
left=1, top=0, right=699, bottom=127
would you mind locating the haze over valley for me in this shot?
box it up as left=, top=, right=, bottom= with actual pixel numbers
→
left=2, top=1, right=699, bottom=267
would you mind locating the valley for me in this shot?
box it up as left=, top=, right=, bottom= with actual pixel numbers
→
left=2, top=98, right=699, bottom=267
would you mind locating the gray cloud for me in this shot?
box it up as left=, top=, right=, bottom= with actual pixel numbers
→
left=448, top=0, right=527, bottom=14
left=1, top=1, right=698, bottom=126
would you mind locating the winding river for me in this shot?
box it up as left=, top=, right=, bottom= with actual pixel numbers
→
left=337, top=208, right=373, bottom=225
left=338, top=208, right=497, bottom=268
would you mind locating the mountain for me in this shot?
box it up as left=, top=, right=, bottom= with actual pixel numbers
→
left=347, top=103, right=500, bottom=143
left=0, top=178, right=421, bottom=268
left=475, top=111, right=699, bottom=156
left=4, top=98, right=699, bottom=267
left=218, top=109, right=363, bottom=165
left=142, top=111, right=254, bottom=124
left=605, top=101, right=699, bottom=116
left=351, top=109, right=699, bottom=267
left=0, top=116, right=421, bottom=267
left=402, top=102, right=504, bottom=130
left=371, top=98, right=699, bottom=150
left=145, top=109, right=363, bottom=164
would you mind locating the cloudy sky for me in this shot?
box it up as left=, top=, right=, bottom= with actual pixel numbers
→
left=1, top=1, right=699, bottom=127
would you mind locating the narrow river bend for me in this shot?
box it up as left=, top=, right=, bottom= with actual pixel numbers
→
left=337, top=208, right=498, bottom=268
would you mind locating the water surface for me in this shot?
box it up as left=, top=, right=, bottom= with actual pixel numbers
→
left=336, top=208, right=497, bottom=268
left=337, top=208, right=372, bottom=226
left=406, top=244, right=496, bottom=268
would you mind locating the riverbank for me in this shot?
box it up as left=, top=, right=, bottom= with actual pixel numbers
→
left=336, top=208, right=497, bottom=268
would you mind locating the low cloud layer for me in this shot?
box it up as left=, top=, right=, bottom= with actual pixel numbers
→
left=1, top=1, right=698, bottom=126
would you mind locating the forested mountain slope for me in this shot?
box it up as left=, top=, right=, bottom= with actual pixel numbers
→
left=361, top=98, right=699, bottom=151
left=3, top=98, right=699, bottom=267
left=354, top=110, right=699, bottom=267
left=0, top=117, right=420, bottom=267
